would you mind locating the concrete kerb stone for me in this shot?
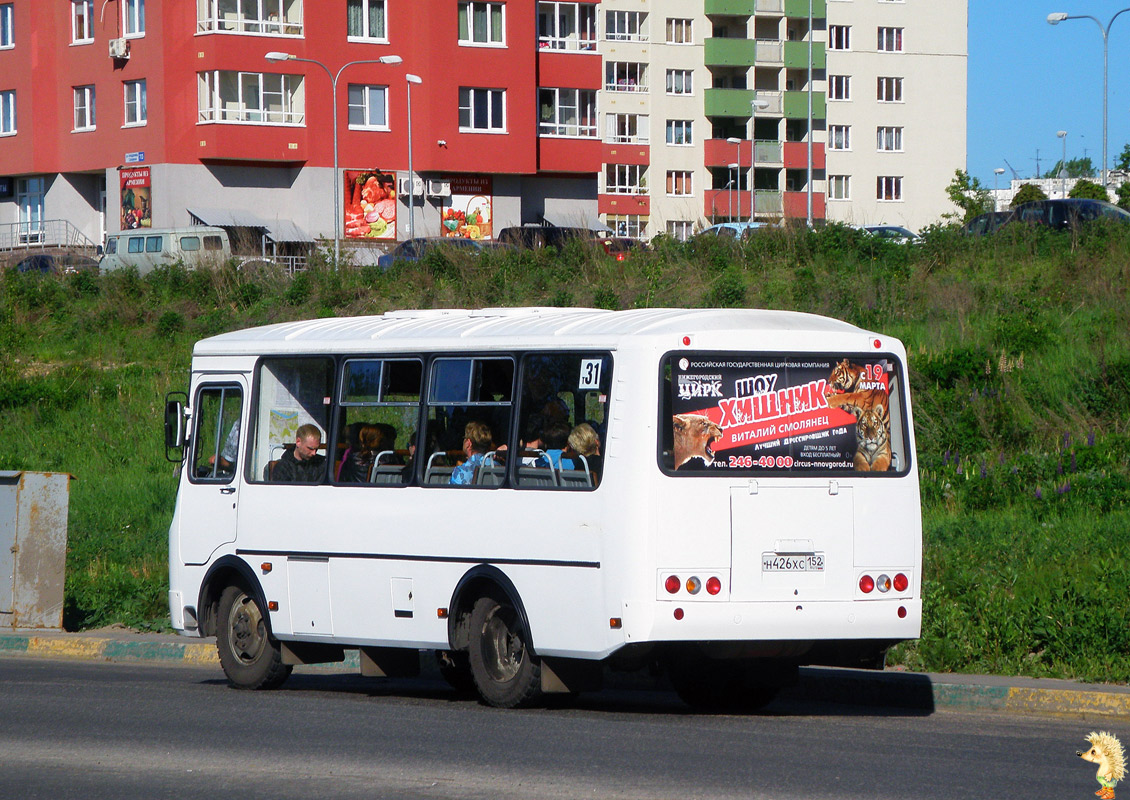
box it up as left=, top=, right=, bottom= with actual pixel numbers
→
left=3, top=629, right=1130, bottom=720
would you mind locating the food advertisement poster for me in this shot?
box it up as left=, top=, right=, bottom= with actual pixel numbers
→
left=344, top=169, right=396, bottom=240
left=440, top=176, right=493, bottom=240
left=120, top=167, right=151, bottom=229
left=670, top=354, right=895, bottom=474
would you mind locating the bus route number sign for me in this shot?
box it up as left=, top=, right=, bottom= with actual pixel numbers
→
left=761, top=553, right=825, bottom=572
left=578, top=358, right=602, bottom=390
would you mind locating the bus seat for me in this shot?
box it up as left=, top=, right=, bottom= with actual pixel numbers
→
left=424, top=451, right=455, bottom=484
left=264, top=460, right=279, bottom=480
left=517, top=466, right=557, bottom=486
left=558, top=455, right=591, bottom=489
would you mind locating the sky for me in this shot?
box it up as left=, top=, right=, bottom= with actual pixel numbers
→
left=967, top=0, right=1130, bottom=186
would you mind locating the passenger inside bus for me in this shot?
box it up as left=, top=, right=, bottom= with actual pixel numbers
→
left=567, top=422, right=602, bottom=484
left=338, top=424, right=381, bottom=483
left=542, top=420, right=575, bottom=470
left=450, top=420, right=493, bottom=485
left=272, top=424, right=326, bottom=482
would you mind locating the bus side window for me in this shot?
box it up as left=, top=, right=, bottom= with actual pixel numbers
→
left=335, top=358, right=423, bottom=485
left=191, top=385, right=242, bottom=482
left=250, top=357, right=334, bottom=483
left=424, top=357, right=513, bottom=488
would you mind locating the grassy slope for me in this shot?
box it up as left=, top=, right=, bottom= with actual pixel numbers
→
left=1, top=224, right=1128, bottom=679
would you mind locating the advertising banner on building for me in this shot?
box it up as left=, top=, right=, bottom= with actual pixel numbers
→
left=120, top=166, right=151, bottom=229
left=344, top=169, right=397, bottom=240
left=440, top=175, right=493, bottom=240
left=669, top=353, right=895, bottom=474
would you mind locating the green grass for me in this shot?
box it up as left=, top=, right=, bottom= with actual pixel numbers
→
left=2, top=222, right=1129, bottom=679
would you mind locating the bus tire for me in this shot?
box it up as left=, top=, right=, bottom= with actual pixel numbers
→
left=216, top=584, right=292, bottom=690
left=468, top=595, right=542, bottom=708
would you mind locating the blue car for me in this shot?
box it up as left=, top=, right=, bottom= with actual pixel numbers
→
left=375, top=237, right=490, bottom=270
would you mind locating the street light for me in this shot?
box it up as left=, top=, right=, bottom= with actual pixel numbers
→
left=726, top=137, right=741, bottom=221
left=993, top=167, right=1005, bottom=211
left=405, top=74, right=422, bottom=242
left=1057, top=130, right=1068, bottom=198
left=1047, top=8, right=1130, bottom=188
left=727, top=162, right=739, bottom=222
left=749, top=96, right=770, bottom=225
left=265, top=51, right=403, bottom=266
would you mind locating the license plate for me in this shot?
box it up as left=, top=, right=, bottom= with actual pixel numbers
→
left=762, top=553, right=825, bottom=572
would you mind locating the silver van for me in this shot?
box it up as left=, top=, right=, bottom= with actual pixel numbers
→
left=100, top=227, right=231, bottom=275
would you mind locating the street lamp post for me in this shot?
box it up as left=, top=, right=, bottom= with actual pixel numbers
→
left=993, top=167, right=1005, bottom=211
left=265, top=51, right=403, bottom=266
left=749, top=96, right=770, bottom=225
left=405, top=74, right=422, bottom=243
left=1048, top=8, right=1130, bottom=189
left=1057, top=130, right=1068, bottom=198
left=726, top=137, right=742, bottom=221
left=727, top=163, right=739, bottom=222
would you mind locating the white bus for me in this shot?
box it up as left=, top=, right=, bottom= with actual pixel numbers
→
left=165, top=307, right=922, bottom=709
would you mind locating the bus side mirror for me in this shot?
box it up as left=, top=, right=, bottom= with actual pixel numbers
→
left=164, top=392, right=189, bottom=462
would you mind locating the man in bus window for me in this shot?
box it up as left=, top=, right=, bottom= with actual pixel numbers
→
left=273, top=424, right=326, bottom=482
left=450, top=421, right=492, bottom=485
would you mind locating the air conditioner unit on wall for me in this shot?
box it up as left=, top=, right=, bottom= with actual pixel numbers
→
left=428, top=180, right=451, bottom=197
left=109, top=38, right=130, bottom=59
left=397, top=176, right=425, bottom=196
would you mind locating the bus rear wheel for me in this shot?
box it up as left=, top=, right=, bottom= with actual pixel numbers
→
left=468, top=596, right=542, bottom=708
left=216, top=584, right=292, bottom=690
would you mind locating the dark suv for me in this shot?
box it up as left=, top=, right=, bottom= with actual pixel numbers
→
left=1008, top=198, right=1130, bottom=231
left=496, top=225, right=608, bottom=250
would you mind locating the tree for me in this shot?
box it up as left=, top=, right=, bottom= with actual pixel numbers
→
left=1044, top=157, right=1094, bottom=179
left=1069, top=180, right=1109, bottom=201
left=945, top=169, right=992, bottom=222
left=1116, top=143, right=1130, bottom=172
left=1010, top=183, right=1047, bottom=208
left=1116, top=183, right=1130, bottom=211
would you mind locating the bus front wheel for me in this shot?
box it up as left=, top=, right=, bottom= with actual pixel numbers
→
left=216, top=584, right=292, bottom=690
left=468, top=596, right=542, bottom=708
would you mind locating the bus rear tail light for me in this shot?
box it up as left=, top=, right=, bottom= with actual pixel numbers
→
left=685, top=576, right=701, bottom=594
left=664, top=575, right=681, bottom=594
left=893, top=573, right=909, bottom=592
left=876, top=574, right=892, bottom=593
left=859, top=574, right=875, bottom=594
left=706, top=576, right=722, bottom=595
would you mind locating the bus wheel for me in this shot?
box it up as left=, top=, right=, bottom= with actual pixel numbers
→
left=468, top=596, right=542, bottom=708
left=216, top=584, right=292, bottom=690
left=435, top=650, right=476, bottom=695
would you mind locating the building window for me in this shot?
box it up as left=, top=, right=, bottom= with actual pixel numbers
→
left=877, top=126, right=903, bottom=152
left=877, top=176, right=902, bottom=201
left=461, top=2, right=505, bottom=46
left=606, top=62, right=647, bottom=92
left=17, top=177, right=45, bottom=243
left=665, top=69, right=692, bottom=95
left=73, top=86, right=95, bottom=131
left=828, top=175, right=851, bottom=201
left=539, top=88, right=596, bottom=137
left=877, top=76, right=903, bottom=102
left=348, top=84, right=389, bottom=129
left=346, top=0, right=386, bottom=40
left=198, top=0, right=304, bottom=35
left=606, top=164, right=647, bottom=195
left=828, top=75, right=850, bottom=101
left=607, top=113, right=648, bottom=143
left=124, top=0, right=145, bottom=36
left=72, top=0, right=94, bottom=43
left=665, top=119, right=692, bottom=146
left=0, top=90, right=14, bottom=135
left=667, top=220, right=693, bottom=241
left=877, top=27, right=903, bottom=52
left=666, top=170, right=693, bottom=196
left=198, top=71, right=304, bottom=124
left=0, top=4, right=13, bottom=48
left=124, top=80, right=146, bottom=126
left=665, top=18, right=692, bottom=44
left=606, top=10, right=646, bottom=41
left=459, top=87, right=505, bottom=131
left=828, top=125, right=850, bottom=151
left=828, top=24, right=850, bottom=51
left=607, top=214, right=646, bottom=238
left=539, top=2, right=596, bottom=51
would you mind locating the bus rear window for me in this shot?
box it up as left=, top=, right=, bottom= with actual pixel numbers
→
left=660, top=352, right=909, bottom=476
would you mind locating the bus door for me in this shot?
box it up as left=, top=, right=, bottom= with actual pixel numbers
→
left=179, top=379, right=247, bottom=566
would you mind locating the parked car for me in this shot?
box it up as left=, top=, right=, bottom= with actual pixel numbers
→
left=601, top=237, right=646, bottom=261
left=496, top=225, right=608, bottom=250
left=1007, top=198, right=1130, bottom=231
left=100, top=227, right=231, bottom=275
left=858, top=225, right=920, bottom=243
left=961, top=211, right=1012, bottom=236
left=696, top=221, right=770, bottom=240
left=375, top=236, right=488, bottom=269
left=10, top=252, right=100, bottom=274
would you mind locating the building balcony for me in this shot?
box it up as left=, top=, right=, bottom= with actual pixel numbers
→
left=783, top=141, right=824, bottom=170
left=195, top=123, right=308, bottom=163
left=599, top=194, right=651, bottom=215
left=755, top=39, right=782, bottom=64
left=539, top=137, right=602, bottom=174
left=703, top=189, right=783, bottom=219
left=704, top=0, right=756, bottom=14
left=602, top=143, right=650, bottom=165
left=784, top=190, right=826, bottom=219
left=704, top=37, right=757, bottom=67
left=705, top=138, right=749, bottom=167
left=784, top=0, right=826, bottom=18
left=706, top=90, right=782, bottom=119
left=783, top=40, right=826, bottom=69
left=538, top=49, right=602, bottom=89
left=756, top=0, right=784, bottom=13
left=783, top=91, right=826, bottom=120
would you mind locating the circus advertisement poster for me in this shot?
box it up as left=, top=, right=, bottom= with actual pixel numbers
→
left=120, top=167, right=151, bottom=229
left=440, top=175, right=493, bottom=240
left=669, top=353, right=894, bottom=474
left=344, top=169, right=397, bottom=240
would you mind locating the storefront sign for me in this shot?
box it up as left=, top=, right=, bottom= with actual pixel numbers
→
left=441, top=175, right=493, bottom=240
left=343, top=169, right=396, bottom=240
left=120, top=166, right=151, bottom=229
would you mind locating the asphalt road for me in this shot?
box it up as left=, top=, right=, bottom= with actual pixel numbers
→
left=0, top=658, right=1103, bottom=800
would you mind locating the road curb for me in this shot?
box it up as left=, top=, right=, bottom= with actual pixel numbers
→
left=4, top=630, right=1129, bottom=720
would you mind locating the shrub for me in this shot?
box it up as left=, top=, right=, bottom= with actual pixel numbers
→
left=1010, top=183, right=1048, bottom=207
